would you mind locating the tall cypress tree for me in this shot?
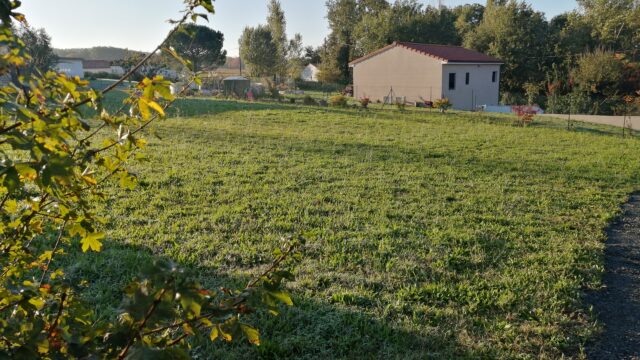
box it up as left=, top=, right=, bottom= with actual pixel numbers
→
left=267, top=0, right=288, bottom=82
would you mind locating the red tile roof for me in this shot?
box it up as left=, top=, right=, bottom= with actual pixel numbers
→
left=349, top=42, right=502, bottom=66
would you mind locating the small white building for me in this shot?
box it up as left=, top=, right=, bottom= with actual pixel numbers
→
left=349, top=42, right=503, bottom=110
left=55, top=57, right=84, bottom=78
left=301, top=64, right=320, bottom=82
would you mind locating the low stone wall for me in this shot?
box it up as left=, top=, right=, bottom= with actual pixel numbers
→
left=540, top=114, right=640, bottom=131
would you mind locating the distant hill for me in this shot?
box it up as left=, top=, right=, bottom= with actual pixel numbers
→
left=54, top=47, right=144, bottom=61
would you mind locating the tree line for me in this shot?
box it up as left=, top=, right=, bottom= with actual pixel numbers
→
left=317, top=0, right=640, bottom=114
left=19, top=0, right=640, bottom=114
left=239, top=0, right=320, bottom=83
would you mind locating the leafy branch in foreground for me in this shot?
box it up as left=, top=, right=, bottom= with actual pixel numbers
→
left=0, top=0, right=300, bottom=358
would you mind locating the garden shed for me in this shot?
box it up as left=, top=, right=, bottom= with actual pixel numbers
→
left=223, top=76, right=251, bottom=98
left=350, top=42, right=503, bottom=110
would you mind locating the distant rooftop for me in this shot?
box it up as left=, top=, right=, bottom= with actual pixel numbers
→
left=350, top=42, right=503, bottom=66
left=82, top=60, right=111, bottom=69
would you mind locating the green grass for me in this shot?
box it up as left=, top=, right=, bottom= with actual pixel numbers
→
left=70, top=99, right=640, bottom=358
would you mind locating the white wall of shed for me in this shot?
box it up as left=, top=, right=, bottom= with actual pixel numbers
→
left=441, top=64, right=501, bottom=110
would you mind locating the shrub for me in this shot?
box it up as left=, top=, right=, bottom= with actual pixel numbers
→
left=342, top=84, right=353, bottom=97
left=294, top=80, right=344, bottom=93
left=0, top=2, right=299, bottom=358
left=359, top=97, right=370, bottom=109
left=396, top=101, right=406, bottom=111
left=328, top=94, right=348, bottom=107
left=303, top=95, right=318, bottom=106
left=515, top=112, right=535, bottom=127
left=523, top=82, right=543, bottom=106
left=433, top=98, right=453, bottom=113
left=85, top=71, right=120, bottom=80
left=500, top=91, right=526, bottom=105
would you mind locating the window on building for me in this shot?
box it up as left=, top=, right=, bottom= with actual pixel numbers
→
left=492, top=71, right=497, bottom=83
left=449, top=73, right=456, bottom=90
left=465, top=72, right=470, bottom=85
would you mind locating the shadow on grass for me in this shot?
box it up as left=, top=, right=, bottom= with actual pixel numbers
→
left=60, top=240, right=459, bottom=359
left=166, top=98, right=304, bottom=118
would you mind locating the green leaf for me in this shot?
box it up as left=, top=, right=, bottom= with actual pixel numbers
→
left=81, top=232, right=105, bottom=252
left=2, top=166, right=20, bottom=193
left=119, top=172, right=137, bottom=190
left=180, top=296, right=202, bottom=317
left=198, top=0, right=215, bottom=13
left=162, top=47, right=193, bottom=71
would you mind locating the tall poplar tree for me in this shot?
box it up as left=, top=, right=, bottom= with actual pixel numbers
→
left=267, top=0, right=288, bottom=81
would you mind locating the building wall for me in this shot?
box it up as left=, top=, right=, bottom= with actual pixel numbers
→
left=55, top=60, right=84, bottom=78
left=441, top=64, right=501, bottom=110
left=84, top=68, right=112, bottom=74
left=352, top=46, right=443, bottom=103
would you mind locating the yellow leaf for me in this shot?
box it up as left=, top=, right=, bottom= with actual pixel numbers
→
left=240, top=324, right=260, bottom=346
left=29, top=297, right=45, bottom=310
left=270, top=290, right=293, bottom=306
left=36, top=338, right=49, bottom=354
left=82, top=175, right=97, bottom=186
left=146, top=99, right=165, bottom=117
left=138, top=98, right=151, bottom=120
left=81, top=232, right=105, bottom=252
left=209, top=326, right=219, bottom=341
left=3, top=199, right=17, bottom=212
left=182, top=323, right=195, bottom=335
left=39, top=251, right=53, bottom=261
left=219, top=325, right=232, bottom=342
left=134, top=138, right=147, bottom=149
left=15, top=163, right=37, bottom=180
left=69, top=223, right=87, bottom=237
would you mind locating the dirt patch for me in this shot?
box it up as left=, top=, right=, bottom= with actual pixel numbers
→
left=586, top=192, right=640, bottom=359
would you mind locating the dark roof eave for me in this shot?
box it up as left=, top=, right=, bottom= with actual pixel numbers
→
left=349, top=42, right=502, bottom=66
left=445, top=60, right=504, bottom=64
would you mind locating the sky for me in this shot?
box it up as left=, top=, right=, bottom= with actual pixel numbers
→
left=21, top=0, right=579, bottom=57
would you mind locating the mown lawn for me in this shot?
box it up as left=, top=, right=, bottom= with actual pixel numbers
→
left=70, top=100, right=640, bottom=358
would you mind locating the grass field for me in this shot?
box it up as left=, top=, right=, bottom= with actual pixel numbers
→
left=70, top=99, right=640, bottom=358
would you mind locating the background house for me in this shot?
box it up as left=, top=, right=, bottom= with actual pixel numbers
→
left=55, top=57, right=84, bottom=78
left=82, top=60, right=112, bottom=74
left=301, top=64, right=320, bottom=82
left=349, top=42, right=502, bottom=110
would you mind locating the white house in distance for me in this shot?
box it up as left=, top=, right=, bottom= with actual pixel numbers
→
left=301, top=64, right=320, bottom=82
left=83, top=60, right=124, bottom=76
left=55, top=57, right=84, bottom=78
left=349, top=42, right=503, bottom=110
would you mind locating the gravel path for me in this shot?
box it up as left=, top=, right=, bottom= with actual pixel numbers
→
left=539, top=114, right=640, bottom=131
left=587, top=193, right=640, bottom=359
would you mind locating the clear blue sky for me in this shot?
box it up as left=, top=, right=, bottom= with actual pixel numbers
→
left=21, top=0, right=578, bottom=56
